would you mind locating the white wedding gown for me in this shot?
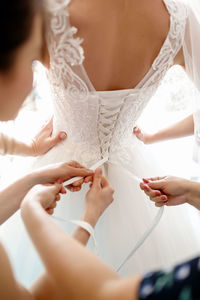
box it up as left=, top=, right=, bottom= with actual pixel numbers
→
left=1, top=0, right=200, bottom=287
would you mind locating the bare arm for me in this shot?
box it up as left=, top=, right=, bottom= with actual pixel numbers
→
left=22, top=201, right=140, bottom=300
left=21, top=171, right=141, bottom=300
left=0, top=161, right=93, bottom=224
left=134, top=114, right=194, bottom=144
left=0, top=243, right=34, bottom=300
left=0, top=119, right=66, bottom=156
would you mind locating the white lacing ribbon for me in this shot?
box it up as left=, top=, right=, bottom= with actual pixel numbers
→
left=98, top=99, right=124, bottom=157
left=117, top=206, right=164, bottom=272
left=52, top=216, right=98, bottom=254
left=71, top=220, right=98, bottom=254
left=63, top=156, right=108, bottom=186
left=56, top=157, right=164, bottom=272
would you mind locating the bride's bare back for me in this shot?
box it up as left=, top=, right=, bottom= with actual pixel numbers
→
left=67, top=0, right=183, bottom=91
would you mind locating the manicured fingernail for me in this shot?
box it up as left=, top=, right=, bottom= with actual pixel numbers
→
left=144, top=185, right=150, bottom=191
left=143, top=178, right=149, bottom=183
left=161, top=195, right=167, bottom=201
left=155, top=191, right=161, bottom=196
left=60, top=132, right=67, bottom=140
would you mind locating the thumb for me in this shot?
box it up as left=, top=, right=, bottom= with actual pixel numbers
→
left=71, top=167, right=94, bottom=178
left=49, top=132, right=67, bottom=147
left=92, top=168, right=103, bottom=188
left=47, top=183, right=62, bottom=194
left=148, top=180, right=165, bottom=190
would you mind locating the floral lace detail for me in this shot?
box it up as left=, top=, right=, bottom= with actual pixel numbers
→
left=46, top=0, right=89, bottom=102
left=146, top=0, right=187, bottom=88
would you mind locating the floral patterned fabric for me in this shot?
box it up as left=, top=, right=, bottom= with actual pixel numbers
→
left=139, top=256, right=200, bottom=299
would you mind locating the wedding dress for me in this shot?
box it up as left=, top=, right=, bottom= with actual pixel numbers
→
left=1, top=0, right=200, bottom=286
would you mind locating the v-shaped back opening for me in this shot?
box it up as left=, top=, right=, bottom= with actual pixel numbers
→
left=67, top=0, right=172, bottom=93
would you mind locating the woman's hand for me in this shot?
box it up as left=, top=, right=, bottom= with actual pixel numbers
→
left=140, top=176, right=191, bottom=207
left=133, top=126, right=153, bottom=144
left=21, top=183, right=63, bottom=215
left=29, top=118, right=67, bottom=156
left=33, top=161, right=94, bottom=190
left=82, top=168, right=114, bottom=227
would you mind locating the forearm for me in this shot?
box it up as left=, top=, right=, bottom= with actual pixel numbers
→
left=186, top=181, right=200, bottom=210
left=22, top=202, right=135, bottom=300
left=149, top=114, right=194, bottom=143
left=0, top=243, right=33, bottom=300
left=0, top=133, right=33, bottom=156
left=0, top=173, right=38, bottom=224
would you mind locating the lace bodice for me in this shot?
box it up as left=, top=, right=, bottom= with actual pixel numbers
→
left=45, top=0, right=188, bottom=165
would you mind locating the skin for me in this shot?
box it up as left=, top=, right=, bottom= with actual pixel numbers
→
left=133, top=114, right=194, bottom=144
left=43, top=0, right=184, bottom=91
left=140, top=175, right=200, bottom=210
left=0, top=160, right=93, bottom=224
left=0, top=168, right=142, bottom=300
left=0, top=118, right=67, bottom=156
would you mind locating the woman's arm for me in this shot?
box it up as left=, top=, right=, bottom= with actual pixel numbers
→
left=133, top=114, right=194, bottom=144
left=21, top=171, right=141, bottom=300
left=0, top=118, right=66, bottom=156
left=0, top=243, right=34, bottom=300
left=0, top=161, right=93, bottom=224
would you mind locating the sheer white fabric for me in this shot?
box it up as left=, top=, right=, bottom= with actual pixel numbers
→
left=2, top=0, right=200, bottom=286
left=183, top=0, right=200, bottom=162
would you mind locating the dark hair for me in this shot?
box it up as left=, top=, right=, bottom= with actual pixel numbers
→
left=0, top=0, right=42, bottom=72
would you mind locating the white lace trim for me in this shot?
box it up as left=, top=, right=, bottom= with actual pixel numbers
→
left=46, top=0, right=89, bottom=101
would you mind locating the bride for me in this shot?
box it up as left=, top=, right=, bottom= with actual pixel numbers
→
left=4, top=0, right=200, bottom=284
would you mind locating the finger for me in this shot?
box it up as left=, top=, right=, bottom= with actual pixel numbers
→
left=60, top=185, right=67, bottom=194
left=48, top=131, right=67, bottom=148
left=68, top=161, right=85, bottom=169
left=92, top=168, right=103, bottom=188
left=147, top=180, right=166, bottom=190
left=101, top=176, right=110, bottom=188
left=142, top=176, right=166, bottom=184
left=42, top=117, right=53, bottom=131
left=140, top=182, right=151, bottom=192
left=47, top=183, right=62, bottom=195
left=48, top=201, right=57, bottom=209
left=141, top=183, right=164, bottom=197
left=55, top=194, right=61, bottom=201
left=149, top=195, right=168, bottom=204
left=73, top=178, right=84, bottom=187
left=46, top=208, right=54, bottom=215
left=56, top=178, right=63, bottom=184
left=155, top=202, right=165, bottom=208
left=67, top=185, right=81, bottom=192
left=70, top=167, right=94, bottom=178
left=84, top=175, right=93, bottom=183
